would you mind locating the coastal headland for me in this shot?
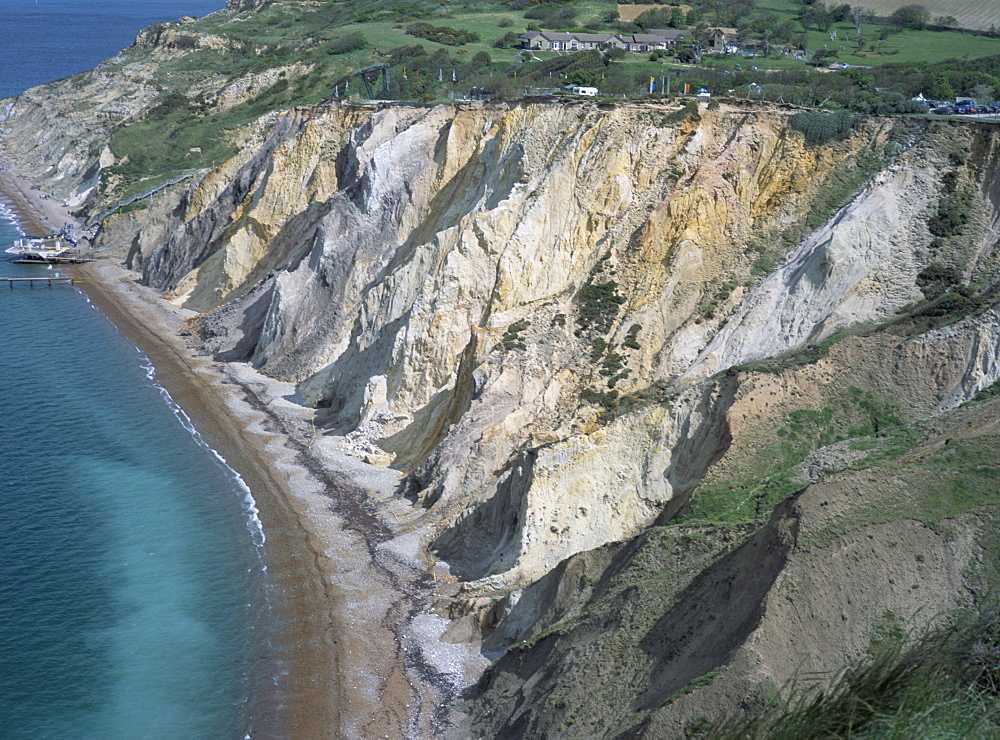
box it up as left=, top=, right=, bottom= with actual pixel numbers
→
left=0, top=163, right=482, bottom=737
left=8, top=70, right=1000, bottom=732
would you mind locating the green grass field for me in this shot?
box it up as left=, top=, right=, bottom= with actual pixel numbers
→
left=858, top=0, right=1000, bottom=32
left=798, top=21, right=1000, bottom=65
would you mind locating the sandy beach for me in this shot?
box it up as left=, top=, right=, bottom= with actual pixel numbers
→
left=1, top=164, right=485, bottom=736
left=0, top=157, right=79, bottom=238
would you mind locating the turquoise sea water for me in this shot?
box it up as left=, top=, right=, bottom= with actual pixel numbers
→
left=1, top=2, right=275, bottom=737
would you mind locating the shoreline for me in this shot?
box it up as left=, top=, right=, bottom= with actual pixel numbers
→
left=1, top=165, right=486, bottom=735
left=0, top=157, right=80, bottom=238
left=76, top=261, right=344, bottom=738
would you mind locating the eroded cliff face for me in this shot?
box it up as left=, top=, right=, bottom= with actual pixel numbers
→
left=7, top=90, right=1000, bottom=733
left=121, top=102, right=1000, bottom=733
left=126, top=102, right=1000, bottom=593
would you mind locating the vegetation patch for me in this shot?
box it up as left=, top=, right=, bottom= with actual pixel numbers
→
left=576, top=279, right=626, bottom=335
left=660, top=667, right=722, bottom=708
left=406, top=22, right=480, bottom=46
left=687, top=386, right=906, bottom=526
left=928, top=187, right=973, bottom=238
left=748, top=145, right=887, bottom=277
left=790, top=110, right=859, bottom=146
left=969, top=379, right=1000, bottom=404
left=806, top=429, right=1000, bottom=547
left=663, top=100, right=700, bottom=125
left=499, top=319, right=529, bottom=351
left=736, top=330, right=849, bottom=375
left=887, top=261, right=988, bottom=335
left=623, top=324, right=642, bottom=350
left=324, top=32, right=368, bottom=55
left=573, top=258, right=639, bottom=416
left=105, top=93, right=240, bottom=198
left=581, top=387, right=619, bottom=409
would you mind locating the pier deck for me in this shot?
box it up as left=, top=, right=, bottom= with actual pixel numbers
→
left=3, top=276, right=75, bottom=287
left=12, top=255, right=93, bottom=264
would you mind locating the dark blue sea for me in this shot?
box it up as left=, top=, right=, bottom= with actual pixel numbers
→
left=1, top=1, right=227, bottom=99
left=1, top=2, right=273, bottom=737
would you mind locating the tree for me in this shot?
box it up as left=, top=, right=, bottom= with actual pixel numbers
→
left=935, top=15, right=958, bottom=28
left=811, top=48, right=838, bottom=65
left=800, top=2, right=832, bottom=31
left=567, top=69, right=602, bottom=87
left=602, top=47, right=627, bottom=65
left=843, top=67, right=875, bottom=92
left=816, top=7, right=834, bottom=32
left=776, top=20, right=799, bottom=41
left=889, top=4, right=930, bottom=31
left=921, top=70, right=954, bottom=100
left=676, top=47, right=699, bottom=63
left=689, top=22, right=711, bottom=62
left=494, top=31, right=521, bottom=49
left=726, top=0, right=757, bottom=27
left=851, top=5, right=871, bottom=40
left=830, top=4, right=852, bottom=22
left=970, top=83, right=996, bottom=104
left=635, top=9, right=673, bottom=30
left=751, top=12, right=781, bottom=34
left=670, top=6, right=686, bottom=28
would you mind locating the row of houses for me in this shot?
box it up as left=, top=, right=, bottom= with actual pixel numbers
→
left=520, top=29, right=683, bottom=53
left=519, top=27, right=737, bottom=53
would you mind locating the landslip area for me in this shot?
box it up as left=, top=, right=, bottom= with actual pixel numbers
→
left=4, top=64, right=1000, bottom=736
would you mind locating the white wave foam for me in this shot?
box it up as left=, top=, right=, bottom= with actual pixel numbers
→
left=0, top=200, right=26, bottom=237
left=138, top=355, right=269, bottom=559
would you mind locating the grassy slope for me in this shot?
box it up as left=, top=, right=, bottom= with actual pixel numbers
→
left=465, top=348, right=1000, bottom=733
left=467, top=391, right=1000, bottom=735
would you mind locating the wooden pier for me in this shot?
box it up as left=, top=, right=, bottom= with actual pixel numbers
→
left=12, top=255, right=93, bottom=264
left=3, top=276, right=75, bottom=288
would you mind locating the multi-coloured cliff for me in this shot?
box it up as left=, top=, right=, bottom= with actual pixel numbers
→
left=5, top=22, right=1000, bottom=733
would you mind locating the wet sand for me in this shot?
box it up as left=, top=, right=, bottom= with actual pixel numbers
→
left=1, top=164, right=486, bottom=736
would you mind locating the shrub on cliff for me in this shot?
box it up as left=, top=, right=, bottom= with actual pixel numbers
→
left=524, top=4, right=577, bottom=26
left=494, top=31, right=521, bottom=49
left=325, top=32, right=367, bottom=55
left=406, top=22, right=480, bottom=46
left=928, top=188, right=972, bottom=238
left=388, top=44, right=428, bottom=65
left=576, top=279, right=626, bottom=335
left=790, top=110, right=858, bottom=145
